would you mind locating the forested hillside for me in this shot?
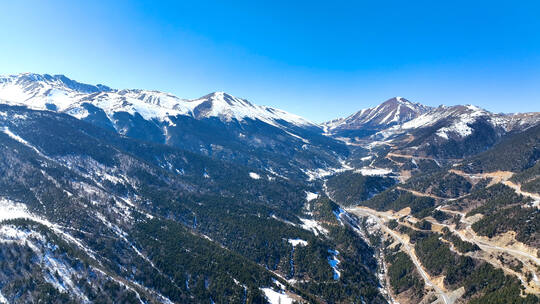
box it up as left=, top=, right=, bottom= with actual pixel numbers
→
left=0, top=74, right=538, bottom=303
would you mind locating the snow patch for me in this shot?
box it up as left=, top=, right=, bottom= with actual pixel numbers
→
left=299, top=218, right=328, bottom=236
left=0, top=198, right=32, bottom=222
left=260, top=288, right=295, bottom=304
left=333, top=207, right=346, bottom=224
left=287, top=239, right=308, bottom=247
left=42, top=252, right=90, bottom=302
left=327, top=249, right=341, bottom=280
left=303, top=160, right=353, bottom=181
left=270, top=215, right=297, bottom=227
left=436, top=130, right=449, bottom=139
left=0, top=291, right=7, bottom=304
left=249, top=172, right=261, bottom=180
left=436, top=119, right=474, bottom=138
left=356, top=167, right=392, bottom=176
left=272, top=278, right=286, bottom=291
left=265, top=167, right=289, bottom=180
left=283, top=129, right=310, bottom=143
left=305, top=191, right=318, bottom=202
left=0, top=198, right=99, bottom=261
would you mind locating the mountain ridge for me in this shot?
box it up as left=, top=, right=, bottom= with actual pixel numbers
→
left=0, top=73, right=313, bottom=128
left=3, top=72, right=540, bottom=163
left=3, top=73, right=540, bottom=132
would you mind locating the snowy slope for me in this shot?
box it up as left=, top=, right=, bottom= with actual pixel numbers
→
left=0, top=74, right=348, bottom=181
left=325, top=97, right=431, bottom=132
left=0, top=73, right=314, bottom=127
left=189, top=91, right=312, bottom=126
left=327, top=95, right=540, bottom=143
left=385, top=104, right=540, bottom=140
left=400, top=105, right=490, bottom=139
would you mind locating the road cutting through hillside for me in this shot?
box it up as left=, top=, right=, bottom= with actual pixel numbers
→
left=425, top=213, right=540, bottom=294
left=397, top=173, right=540, bottom=266
left=386, top=152, right=462, bottom=162
left=449, top=169, right=540, bottom=208
left=396, top=186, right=445, bottom=200
left=502, top=180, right=540, bottom=208
left=348, top=207, right=454, bottom=304
left=348, top=205, right=540, bottom=297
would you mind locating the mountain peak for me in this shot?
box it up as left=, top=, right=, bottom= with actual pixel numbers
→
left=187, top=91, right=314, bottom=126
left=324, top=97, right=431, bottom=132
left=384, top=96, right=408, bottom=104
left=4, top=73, right=113, bottom=94
left=380, top=96, right=426, bottom=109
left=196, top=91, right=253, bottom=107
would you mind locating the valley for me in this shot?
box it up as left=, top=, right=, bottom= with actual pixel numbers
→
left=0, top=73, right=538, bottom=303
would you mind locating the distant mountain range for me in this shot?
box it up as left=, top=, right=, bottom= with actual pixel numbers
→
left=324, top=95, right=540, bottom=159
left=2, top=73, right=539, bottom=161
left=0, top=73, right=313, bottom=127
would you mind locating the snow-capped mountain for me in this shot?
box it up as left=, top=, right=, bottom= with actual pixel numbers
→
left=398, top=104, right=540, bottom=138
left=327, top=97, right=540, bottom=160
left=189, top=92, right=313, bottom=126
left=0, top=73, right=346, bottom=180
left=374, top=103, right=540, bottom=143
left=3, top=72, right=539, bottom=167
left=324, top=97, right=431, bottom=135
left=370, top=104, right=540, bottom=158
left=0, top=73, right=313, bottom=127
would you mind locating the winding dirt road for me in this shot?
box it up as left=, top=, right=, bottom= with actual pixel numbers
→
left=348, top=207, right=454, bottom=304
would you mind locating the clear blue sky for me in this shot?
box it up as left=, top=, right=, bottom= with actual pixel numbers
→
left=1, top=1, right=538, bottom=122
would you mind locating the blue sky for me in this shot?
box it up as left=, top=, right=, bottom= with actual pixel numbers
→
left=0, top=0, right=538, bottom=122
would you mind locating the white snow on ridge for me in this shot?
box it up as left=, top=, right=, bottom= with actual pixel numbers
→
left=436, top=120, right=473, bottom=138
left=0, top=73, right=315, bottom=129
left=190, top=92, right=313, bottom=127
left=436, top=130, right=449, bottom=139
left=400, top=105, right=490, bottom=139
left=324, top=97, right=430, bottom=131
left=282, top=129, right=310, bottom=143
left=0, top=225, right=44, bottom=253
left=42, top=252, right=90, bottom=302
left=435, top=106, right=485, bottom=138
left=1, top=127, right=53, bottom=161
left=2, top=127, right=39, bottom=152
left=0, top=199, right=155, bottom=302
